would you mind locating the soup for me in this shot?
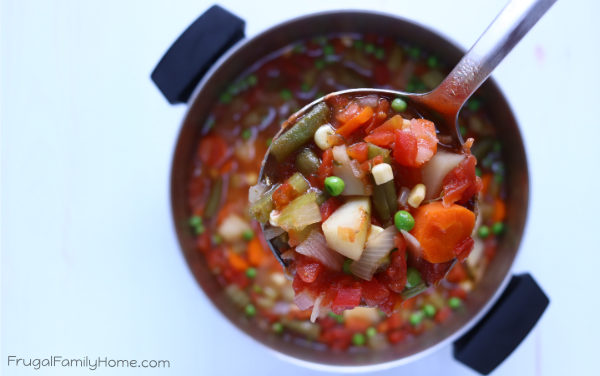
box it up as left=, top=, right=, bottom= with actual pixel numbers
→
left=187, top=33, right=506, bottom=351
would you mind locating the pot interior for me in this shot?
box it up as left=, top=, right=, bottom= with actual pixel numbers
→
left=171, top=10, right=528, bottom=368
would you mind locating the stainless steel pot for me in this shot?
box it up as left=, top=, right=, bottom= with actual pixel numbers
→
left=152, top=6, right=548, bottom=374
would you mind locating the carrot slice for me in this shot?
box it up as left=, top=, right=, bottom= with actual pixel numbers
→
left=410, top=202, right=476, bottom=263
left=347, top=142, right=369, bottom=162
left=492, top=199, right=506, bottom=222
left=247, top=237, right=266, bottom=266
left=335, top=106, right=374, bottom=137
left=228, top=250, right=249, bottom=271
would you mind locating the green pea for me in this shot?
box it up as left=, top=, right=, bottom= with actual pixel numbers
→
left=405, top=267, right=422, bottom=288
left=328, top=312, right=344, bottom=324
left=407, top=46, right=420, bottom=58
left=352, top=333, right=366, bottom=346
left=353, top=40, right=364, bottom=50
left=194, top=224, right=205, bottom=235
left=245, top=267, right=257, bottom=279
left=242, top=229, right=255, bottom=241
left=324, top=176, right=345, bottom=196
left=409, top=311, right=424, bottom=326
left=323, top=44, right=335, bottom=56
left=301, top=82, right=311, bottom=92
left=366, top=327, right=377, bottom=338
left=343, top=259, right=353, bottom=274
left=189, top=216, right=202, bottom=228
left=478, top=225, right=490, bottom=239
left=448, top=297, right=462, bottom=309
left=467, top=98, right=481, bottom=111
left=394, top=210, right=415, bottom=232
left=427, top=56, right=438, bottom=68
left=391, top=97, right=408, bottom=112
left=244, top=304, right=256, bottom=316
left=423, top=304, right=437, bottom=318
left=365, top=43, right=375, bottom=54
left=252, top=284, right=262, bottom=293
left=212, top=234, right=223, bottom=245
left=492, top=222, right=505, bottom=235
left=280, top=89, right=293, bottom=101
left=315, top=59, right=325, bottom=70
left=272, top=322, right=284, bottom=334
left=219, top=92, right=232, bottom=104
left=374, top=48, right=385, bottom=60
left=241, top=129, right=252, bottom=140
left=246, top=74, right=257, bottom=86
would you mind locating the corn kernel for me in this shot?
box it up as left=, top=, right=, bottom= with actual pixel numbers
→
left=407, top=183, right=426, bottom=208
left=371, top=163, right=394, bottom=185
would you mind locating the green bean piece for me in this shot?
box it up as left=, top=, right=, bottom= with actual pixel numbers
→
left=382, top=180, right=398, bottom=214
left=402, top=282, right=427, bottom=299
left=367, top=143, right=391, bottom=163
left=295, top=148, right=321, bottom=176
left=270, top=102, right=330, bottom=162
left=204, top=177, right=223, bottom=218
left=372, top=184, right=391, bottom=223
left=249, top=184, right=280, bottom=223
left=286, top=172, right=310, bottom=194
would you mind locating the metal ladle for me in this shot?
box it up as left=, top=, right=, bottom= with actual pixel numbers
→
left=260, top=0, right=555, bottom=267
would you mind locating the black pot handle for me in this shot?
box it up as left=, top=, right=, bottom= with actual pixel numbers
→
left=151, top=5, right=245, bottom=104
left=453, top=273, right=549, bottom=374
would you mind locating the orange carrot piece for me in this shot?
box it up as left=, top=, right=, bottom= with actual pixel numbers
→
left=335, top=106, right=374, bottom=137
left=247, top=237, right=266, bottom=266
left=492, top=199, right=506, bottom=222
left=347, top=142, right=369, bottom=162
left=227, top=250, right=249, bottom=271
left=410, top=202, right=476, bottom=263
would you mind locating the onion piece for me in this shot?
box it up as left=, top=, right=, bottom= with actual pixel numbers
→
left=263, top=226, right=285, bottom=240
left=350, top=226, right=397, bottom=280
left=398, top=187, right=410, bottom=207
left=421, top=151, right=465, bottom=200
left=293, top=290, right=315, bottom=311
left=332, top=145, right=370, bottom=195
left=248, top=182, right=268, bottom=203
left=296, top=231, right=344, bottom=271
left=276, top=192, right=322, bottom=231
left=401, top=230, right=423, bottom=259
left=310, top=293, right=325, bottom=323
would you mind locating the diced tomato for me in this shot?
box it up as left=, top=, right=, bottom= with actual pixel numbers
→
left=297, top=260, right=323, bottom=283
left=347, top=142, right=369, bottom=162
left=409, top=119, right=438, bottom=165
left=442, top=154, right=482, bottom=206
left=197, top=134, right=228, bottom=168
left=361, top=278, right=391, bottom=306
left=393, top=130, right=419, bottom=167
left=412, top=257, right=454, bottom=285
left=272, top=183, right=297, bottom=210
left=364, top=130, right=395, bottom=147
left=320, top=197, right=342, bottom=221
left=454, top=236, right=474, bottom=262
left=434, top=306, right=452, bottom=323
left=371, top=114, right=405, bottom=133
left=336, top=101, right=360, bottom=123
left=382, top=237, right=408, bottom=293
left=446, top=261, right=468, bottom=283
left=317, top=148, right=334, bottom=186
left=320, top=326, right=353, bottom=351
left=331, top=286, right=362, bottom=314
left=388, top=329, right=408, bottom=344
left=449, top=287, right=467, bottom=300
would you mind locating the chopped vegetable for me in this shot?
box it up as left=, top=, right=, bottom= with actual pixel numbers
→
left=218, top=214, right=252, bottom=243
left=350, top=226, right=396, bottom=280
left=371, top=163, right=394, bottom=185
left=324, top=176, right=345, bottom=196
left=295, top=230, right=344, bottom=271
left=335, top=106, right=374, bottom=137
left=394, top=210, right=415, bottom=232
left=275, top=192, right=323, bottom=231
left=410, top=202, right=476, bottom=263
left=270, top=102, right=330, bottom=162
left=321, top=197, right=371, bottom=260
left=249, top=184, right=280, bottom=223
left=204, top=177, right=223, bottom=218
left=407, top=183, right=426, bottom=208
left=296, top=148, right=321, bottom=176
left=332, top=145, right=371, bottom=195
left=366, top=143, right=391, bottom=163
left=391, top=97, right=407, bottom=112
left=421, top=151, right=465, bottom=200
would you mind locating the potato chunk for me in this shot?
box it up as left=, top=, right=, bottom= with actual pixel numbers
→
left=321, top=197, right=371, bottom=260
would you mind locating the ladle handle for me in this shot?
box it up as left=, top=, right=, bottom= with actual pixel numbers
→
left=419, top=0, right=556, bottom=115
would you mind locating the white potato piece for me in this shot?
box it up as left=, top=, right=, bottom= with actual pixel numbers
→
left=321, top=197, right=371, bottom=260
left=218, top=214, right=251, bottom=242
left=421, top=151, right=465, bottom=200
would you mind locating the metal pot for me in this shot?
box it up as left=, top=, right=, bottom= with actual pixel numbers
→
left=151, top=6, right=548, bottom=374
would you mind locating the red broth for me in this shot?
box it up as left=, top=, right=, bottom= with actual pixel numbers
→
left=187, top=33, right=507, bottom=351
